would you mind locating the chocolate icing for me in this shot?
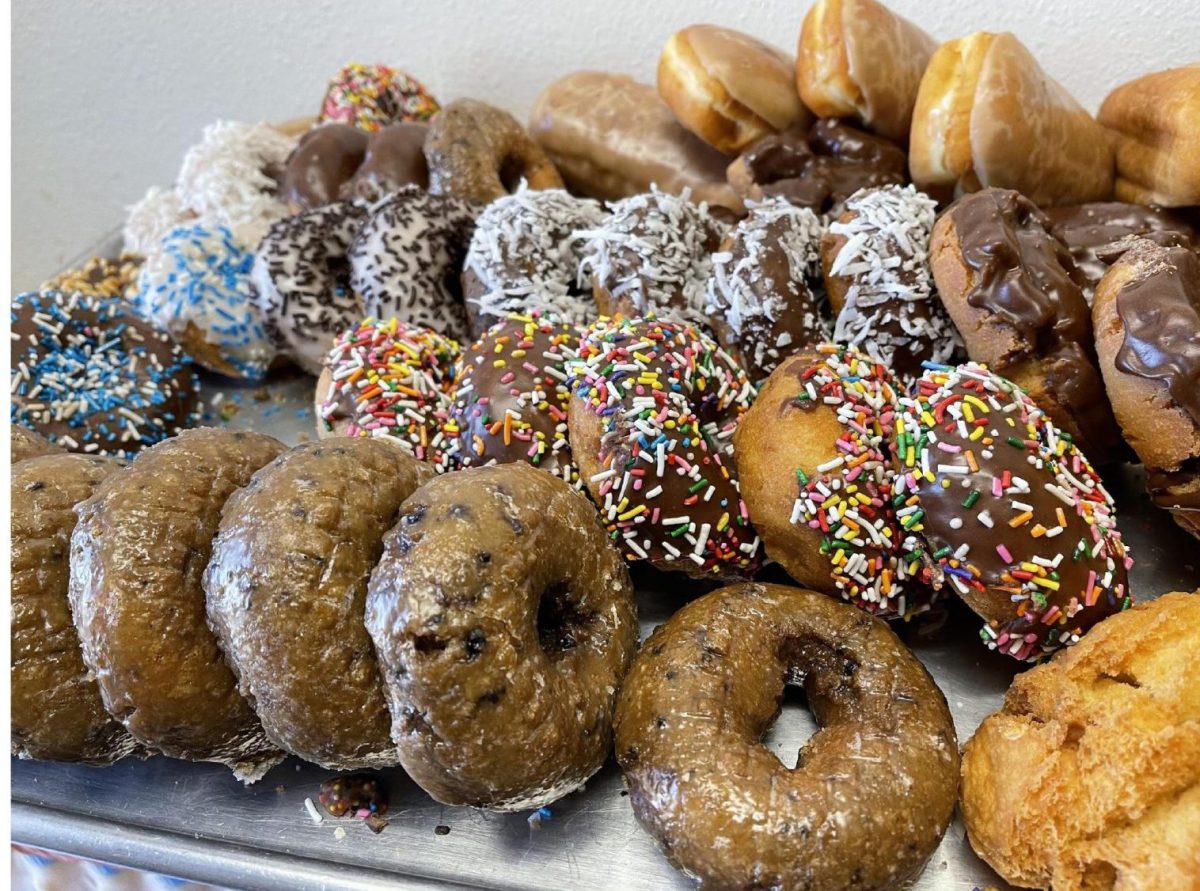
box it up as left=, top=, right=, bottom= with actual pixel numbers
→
left=280, top=124, right=368, bottom=210
left=348, top=122, right=429, bottom=200
left=1114, top=244, right=1200, bottom=424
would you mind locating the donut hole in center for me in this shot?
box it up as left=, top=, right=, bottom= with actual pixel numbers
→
left=536, top=580, right=591, bottom=661
left=761, top=681, right=820, bottom=770
left=497, top=155, right=527, bottom=194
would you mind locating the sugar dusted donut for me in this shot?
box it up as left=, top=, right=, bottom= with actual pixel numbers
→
left=567, top=316, right=760, bottom=578
left=896, top=361, right=1133, bottom=661
left=314, top=317, right=459, bottom=471
left=319, top=63, right=440, bottom=132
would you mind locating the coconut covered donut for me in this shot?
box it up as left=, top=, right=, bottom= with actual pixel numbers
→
left=251, top=200, right=370, bottom=375
left=567, top=316, right=760, bottom=578
left=461, top=186, right=607, bottom=334
left=447, top=313, right=581, bottom=485
left=314, top=317, right=460, bottom=471
left=365, top=462, right=639, bottom=810
left=349, top=185, right=477, bottom=342
left=896, top=362, right=1133, bottom=661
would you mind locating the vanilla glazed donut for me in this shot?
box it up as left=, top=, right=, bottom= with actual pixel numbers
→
left=251, top=200, right=370, bottom=375
left=348, top=185, right=478, bottom=342
left=615, top=582, right=959, bottom=890
left=365, top=462, right=638, bottom=810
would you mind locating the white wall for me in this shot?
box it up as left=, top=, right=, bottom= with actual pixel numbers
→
left=11, top=0, right=1198, bottom=289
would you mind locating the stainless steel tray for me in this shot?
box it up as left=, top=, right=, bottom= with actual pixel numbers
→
left=12, top=241, right=1200, bottom=889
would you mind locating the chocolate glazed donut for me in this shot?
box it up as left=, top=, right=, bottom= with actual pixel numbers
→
left=615, top=583, right=960, bottom=890
left=365, top=463, right=638, bottom=811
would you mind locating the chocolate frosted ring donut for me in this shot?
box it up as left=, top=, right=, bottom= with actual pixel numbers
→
left=365, top=463, right=638, bottom=811
left=615, top=582, right=959, bottom=890
left=425, top=99, right=564, bottom=205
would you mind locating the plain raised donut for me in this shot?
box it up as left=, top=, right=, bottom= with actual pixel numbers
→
left=614, top=582, right=960, bottom=890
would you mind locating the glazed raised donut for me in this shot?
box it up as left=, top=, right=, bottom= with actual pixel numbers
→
left=567, top=316, right=760, bottom=578
left=614, top=582, right=960, bottom=890
left=314, top=317, right=459, bottom=471
left=318, top=63, right=440, bottom=132
left=251, top=200, right=370, bottom=375
left=896, top=361, right=1132, bottom=661
left=364, top=462, right=638, bottom=810
left=11, top=425, right=64, bottom=464
left=425, top=99, right=564, bottom=205
left=349, top=185, right=477, bottom=342
left=10, top=290, right=202, bottom=458
left=205, top=438, right=434, bottom=769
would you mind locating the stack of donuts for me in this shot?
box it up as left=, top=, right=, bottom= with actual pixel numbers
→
left=12, top=4, right=1200, bottom=890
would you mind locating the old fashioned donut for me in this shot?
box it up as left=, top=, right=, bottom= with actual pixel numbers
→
left=447, top=314, right=581, bottom=485
left=10, top=290, right=201, bottom=458
left=11, top=425, right=64, bottom=464
left=318, top=63, right=440, bottom=132
left=251, top=200, right=370, bottom=375
left=821, top=184, right=963, bottom=381
left=364, top=462, right=638, bottom=810
left=577, top=189, right=727, bottom=323
left=896, top=362, right=1132, bottom=661
left=349, top=185, right=477, bottom=342
left=11, top=453, right=137, bottom=763
left=134, top=223, right=276, bottom=379
left=70, top=428, right=287, bottom=780
left=567, top=316, right=760, bottom=578
left=314, top=317, right=459, bottom=471
left=425, top=99, right=564, bottom=205
left=462, top=186, right=606, bottom=334
left=614, top=582, right=960, bottom=890
left=705, top=196, right=828, bottom=382
left=205, top=439, right=434, bottom=769
left=735, top=346, right=932, bottom=618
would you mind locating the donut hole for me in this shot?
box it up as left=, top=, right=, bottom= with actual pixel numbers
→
left=536, top=580, right=592, bottom=660
left=761, top=681, right=820, bottom=769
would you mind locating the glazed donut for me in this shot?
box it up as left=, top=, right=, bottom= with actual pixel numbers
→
left=70, top=428, right=287, bottom=781
left=461, top=186, right=606, bottom=334
left=821, top=184, right=963, bottom=381
left=11, top=425, right=64, bottom=464
left=349, top=185, right=477, bottom=342
left=425, top=99, right=564, bottom=205
left=364, top=462, right=638, bottom=810
left=705, top=196, right=828, bottom=382
left=205, top=438, right=434, bottom=770
left=614, top=582, right=959, bottom=890
left=43, top=253, right=142, bottom=300
left=577, top=189, right=727, bottom=323
left=567, top=316, right=760, bottom=578
left=896, top=361, right=1132, bottom=661
left=318, top=63, right=440, bottom=132
left=10, top=290, right=202, bottom=458
left=931, top=188, right=1123, bottom=463
left=12, top=453, right=137, bottom=763
left=314, top=317, right=459, bottom=471
left=1093, top=239, right=1200, bottom=539
left=134, top=223, right=276, bottom=379
left=447, top=313, right=581, bottom=485
left=734, top=346, right=932, bottom=618
left=251, top=199, right=370, bottom=375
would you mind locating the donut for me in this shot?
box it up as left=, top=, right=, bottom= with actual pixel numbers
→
left=425, top=99, right=564, bottom=205
left=318, top=63, right=440, bottom=132
left=70, top=428, right=287, bottom=781
left=11, top=453, right=138, bottom=763
left=364, top=462, right=638, bottom=810
left=461, top=186, right=607, bottom=334
left=931, top=188, right=1124, bottom=463
left=1093, top=238, right=1200, bottom=539
left=821, top=184, right=963, bottom=381
left=10, top=290, right=202, bottom=458
left=734, top=346, right=932, bottom=618
left=251, top=199, right=370, bottom=375
left=43, top=253, right=142, bottom=300
left=614, top=582, right=960, bottom=890
left=11, top=425, right=64, bottom=464
left=567, top=316, right=760, bottom=578
left=447, top=313, right=581, bottom=485
left=348, top=185, right=476, bottom=341
left=896, top=361, right=1133, bottom=661
left=577, top=189, right=727, bottom=323
left=134, top=224, right=276, bottom=379
left=314, top=317, right=459, bottom=471
left=350, top=122, right=430, bottom=201
left=705, top=196, right=828, bottom=382
left=205, top=438, right=434, bottom=769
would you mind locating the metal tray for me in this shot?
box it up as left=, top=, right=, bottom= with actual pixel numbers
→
left=12, top=247, right=1200, bottom=890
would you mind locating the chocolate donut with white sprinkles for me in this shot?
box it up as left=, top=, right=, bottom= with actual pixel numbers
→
left=10, top=290, right=201, bottom=458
